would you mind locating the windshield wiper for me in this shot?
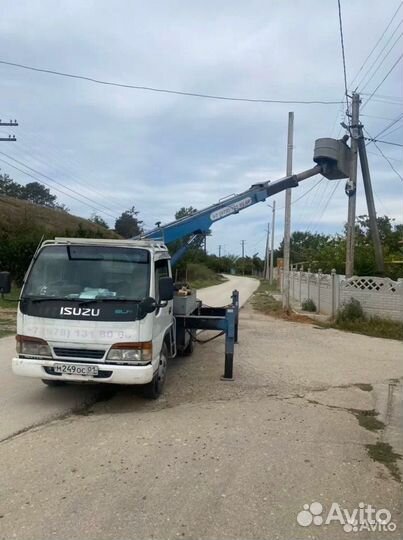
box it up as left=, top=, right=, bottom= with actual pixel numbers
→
left=22, top=297, right=68, bottom=303
left=77, top=298, right=142, bottom=306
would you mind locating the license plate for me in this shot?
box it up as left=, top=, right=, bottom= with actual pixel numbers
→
left=54, top=363, right=99, bottom=376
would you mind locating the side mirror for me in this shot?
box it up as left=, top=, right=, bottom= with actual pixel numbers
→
left=0, top=272, right=11, bottom=295
left=141, top=296, right=156, bottom=314
left=159, top=276, right=174, bottom=302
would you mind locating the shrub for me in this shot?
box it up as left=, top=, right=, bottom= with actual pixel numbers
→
left=337, top=297, right=366, bottom=323
left=301, top=298, right=317, bottom=312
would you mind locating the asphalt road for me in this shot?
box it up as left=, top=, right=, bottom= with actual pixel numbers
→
left=1, top=275, right=403, bottom=540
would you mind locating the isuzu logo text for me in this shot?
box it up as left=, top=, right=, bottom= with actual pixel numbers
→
left=60, top=307, right=100, bottom=317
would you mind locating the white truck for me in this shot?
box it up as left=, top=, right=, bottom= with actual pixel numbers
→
left=10, top=238, right=180, bottom=398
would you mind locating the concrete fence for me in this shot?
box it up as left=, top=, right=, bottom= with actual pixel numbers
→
left=276, top=268, right=403, bottom=322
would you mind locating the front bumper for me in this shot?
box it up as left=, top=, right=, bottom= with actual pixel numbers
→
left=12, top=357, right=154, bottom=385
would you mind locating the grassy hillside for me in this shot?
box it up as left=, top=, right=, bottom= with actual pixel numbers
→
left=0, top=195, right=118, bottom=237
left=0, top=195, right=120, bottom=284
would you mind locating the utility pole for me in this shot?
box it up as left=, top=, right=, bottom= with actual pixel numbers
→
left=282, top=112, right=294, bottom=310
left=345, top=93, right=360, bottom=278
left=357, top=129, right=384, bottom=274
left=241, top=240, right=246, bottom=275
left=269, top=200, right=276, bottom=283
left=218, top=245, right=222, bottom=258
left=264, top=223, right=270, bottom=279
left=0, top=119, right=18, bottom=141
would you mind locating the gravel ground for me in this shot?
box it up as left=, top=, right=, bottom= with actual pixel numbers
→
left=0, top=275, right=402, bottom=540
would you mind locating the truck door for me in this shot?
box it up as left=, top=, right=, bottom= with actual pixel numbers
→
left=153, top=259, right=173, bottom=350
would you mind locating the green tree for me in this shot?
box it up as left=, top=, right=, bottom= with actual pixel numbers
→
left=21, top=182, right=57, bottom=207
left=90, top=213, right=109, bottom=229
left=115, top=207, right=143, bottom=238
left=0, top=173, right=23, bottom=198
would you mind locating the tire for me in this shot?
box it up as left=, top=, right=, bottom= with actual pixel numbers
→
left=182, top=334, right=194, bottom=356
left=143, top=344, right=168, bottom=399
left=41, top=379, right=66, bottom=387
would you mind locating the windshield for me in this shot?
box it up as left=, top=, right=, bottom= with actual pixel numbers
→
left=23, top=245, right=150, bottom=301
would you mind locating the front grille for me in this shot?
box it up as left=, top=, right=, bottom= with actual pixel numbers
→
left=44, top=367, right=112, bottom=379
left=53, top=347, right=105, bottom=360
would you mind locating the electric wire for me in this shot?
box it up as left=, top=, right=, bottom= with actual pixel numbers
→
left=361, top=53, right=403, bottom=110
left=308, top=180, right=342, bottom=233
left=381, top=122, right=403, bottom=137
left=337, top=0, right=350, bottom=115
left=364, top=127, right=403, bottom=182
left=0, top=110, right=129, bottom=214
left=367, top=149, right=402, bottom=162
left=0, top=153, right=117, bottom=218
left=0, top=59, right=343, bottom=105
left=362, top=92, right=403, bottom=101
left=0, top=143, right=123, bottom=217
left=359, top=31, right=403, bottom=92
left=372, top=113, right=403, bottom=140
left=363, top=137, right=403, bottom=147
left=360, top=113, right=398, bottom=121
left=350, top=1, right=403, bottom=88
left=356, top=22, right=403, bottom=91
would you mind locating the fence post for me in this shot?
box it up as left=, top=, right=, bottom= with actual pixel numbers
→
left=331, top=268, right=336, bottom=319
left=317, top=269, right=322, bottom=313
left=299, top=266, right=303, bottom=303
left=292, top=268, right=295, bottom=301
left=307, top=267, right=311, bottom=300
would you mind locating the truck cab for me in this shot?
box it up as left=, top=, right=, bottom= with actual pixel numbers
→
left=12, top=238, right=177, bottom=398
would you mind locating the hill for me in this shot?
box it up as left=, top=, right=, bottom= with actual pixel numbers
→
left=0, top=195, right=118, bottom=238
left=0, top=195, right=120, bottom=284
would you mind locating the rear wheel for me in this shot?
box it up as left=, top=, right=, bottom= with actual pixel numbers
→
left=41, top=379, right=66, bottom=387
left=143, top=344, right=168, bottom=399
left=182, top=334, right=194, bottom=356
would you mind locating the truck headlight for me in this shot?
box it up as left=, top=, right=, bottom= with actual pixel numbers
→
left=106, top=342, right=152, bottom=364
left=16, top=335, right=52, bottom=357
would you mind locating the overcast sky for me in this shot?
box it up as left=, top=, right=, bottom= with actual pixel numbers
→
left=0, top=0, right=402, bottom=258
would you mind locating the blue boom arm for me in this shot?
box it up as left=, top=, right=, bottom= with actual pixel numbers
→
left=142, top=165, right=322, bottom=264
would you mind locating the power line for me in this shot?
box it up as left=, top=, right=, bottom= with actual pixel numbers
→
left=308, top=180, right=341, bottom=233
left=0, top=59, right=343, bottom=105
left=361, top=53, right=403, bottom=110
left=367, top=149, right=402, bottom=162
left=360, top=113, right=398, bottom=121
left=364, top=127, right=403, bottom=182
left=359, top=29, right=403, bottom=92
left=337, top=0, right=350, bottom=115
left=2, top=137, right=125, bottom=215
left=363, top=137, right=403, bottom=147
left=372, top=113, right=403, bottom=139
left=350, top=1, right=403, bottom=88
left=277, top=177, right=325, bottom=210
left=0, top=153, right=117, bottom=218
left=381, top=122, right=403, bottom=137
left=360, top=92, right=403, bottom=102
left=356, top=21, right=403, bottom=90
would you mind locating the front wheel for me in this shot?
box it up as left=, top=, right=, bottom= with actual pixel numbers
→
left=143, top=344, right=168, bottom=399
